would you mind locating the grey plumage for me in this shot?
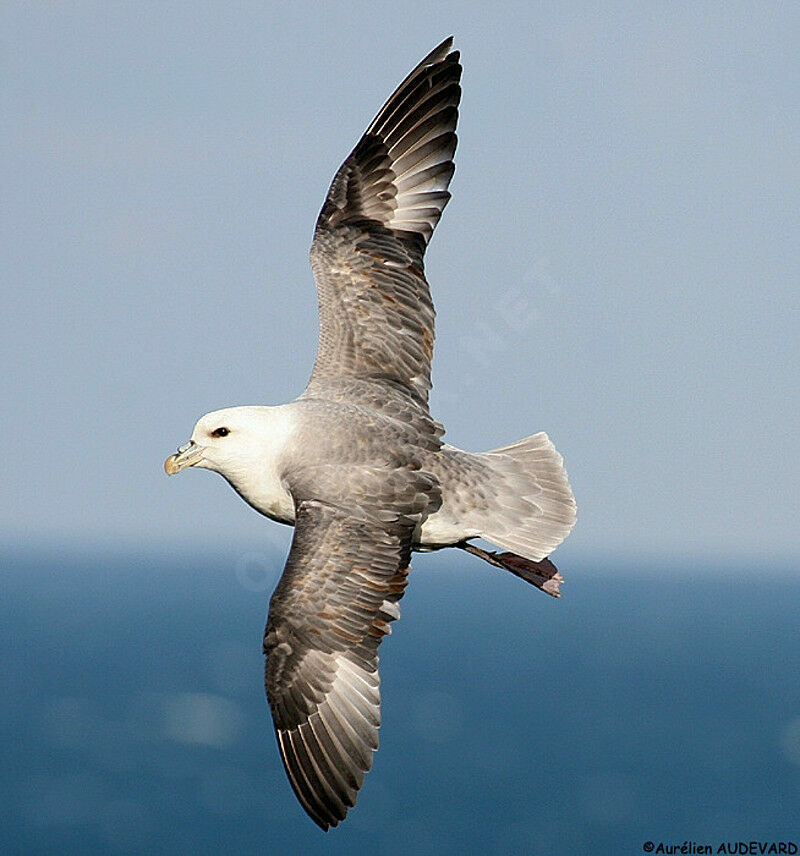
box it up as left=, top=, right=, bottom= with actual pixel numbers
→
left=269, top=42, right=460, bottom=826
left=264, top=466, right=438, bottom=828
left=165, top=36, right=576, bottom=832
left=307, top=37, right=460, bottom=407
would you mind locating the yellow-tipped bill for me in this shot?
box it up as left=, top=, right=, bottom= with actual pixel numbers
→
left=164, top=441, right=203, bottom=475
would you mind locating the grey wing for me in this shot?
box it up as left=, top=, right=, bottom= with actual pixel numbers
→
left=263, top=468, right=437, bottom=829
left=307, top=38, right=462, bottom=406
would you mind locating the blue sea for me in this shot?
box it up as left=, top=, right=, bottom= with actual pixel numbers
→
left=2, top=548, right=799, bottom=855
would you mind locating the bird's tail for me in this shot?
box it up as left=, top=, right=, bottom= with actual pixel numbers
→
left=474, top=431, right=576, bottom=565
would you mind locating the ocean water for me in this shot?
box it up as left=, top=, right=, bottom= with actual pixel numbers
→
left=2, top=548, right=799, bottom=855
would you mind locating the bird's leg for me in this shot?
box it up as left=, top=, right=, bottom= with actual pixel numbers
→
left=459, top=542, right=507, bottom=568
left=457, top=541, right=564, bottom=598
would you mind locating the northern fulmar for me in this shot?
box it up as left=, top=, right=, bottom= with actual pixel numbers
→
left=165, top=37, right=576, bottom=830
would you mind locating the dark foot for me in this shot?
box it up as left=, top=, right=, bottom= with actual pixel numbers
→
left=459, top=542, right=563, bottom=597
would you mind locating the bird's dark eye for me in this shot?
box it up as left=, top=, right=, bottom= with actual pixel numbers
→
left=211, top=427, right=230, bottom=438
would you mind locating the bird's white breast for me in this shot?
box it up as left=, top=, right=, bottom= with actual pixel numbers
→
left=227, top=406, right=297, bottom=525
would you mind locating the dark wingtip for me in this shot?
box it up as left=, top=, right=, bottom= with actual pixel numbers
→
left=422, top=36, right=455, bottom=65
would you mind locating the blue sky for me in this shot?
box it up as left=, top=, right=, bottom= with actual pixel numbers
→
left=3, top=1, right=798, bottom=564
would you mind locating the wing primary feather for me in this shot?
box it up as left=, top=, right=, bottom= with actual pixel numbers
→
left=307, top=712, right=361, bottom=794
left=292, top=724, right=350, bottom=818
left=278, top=730, right=335, bottom=830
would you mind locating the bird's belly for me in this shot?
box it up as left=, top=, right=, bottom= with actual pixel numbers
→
left=416, top=508, right=478, bottom=549
left=251, top=487, right=296, bottom=525
left=257, top=497, right=296, bottom=526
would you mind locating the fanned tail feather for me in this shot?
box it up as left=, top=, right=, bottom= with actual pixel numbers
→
left=478, top=432, right=577, bottom=563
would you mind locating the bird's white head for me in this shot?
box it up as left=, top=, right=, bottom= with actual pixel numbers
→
left=165, top=404, right=297, bottom=523
left=165, top=405, right=288, bottom=481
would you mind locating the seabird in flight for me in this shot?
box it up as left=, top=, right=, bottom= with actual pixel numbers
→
left=165, top=37, right=576, bottom=830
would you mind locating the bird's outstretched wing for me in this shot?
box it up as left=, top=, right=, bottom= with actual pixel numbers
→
left=306, top=38, right=461, bottom=407
left=263, top=465, right=438, bottom=829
